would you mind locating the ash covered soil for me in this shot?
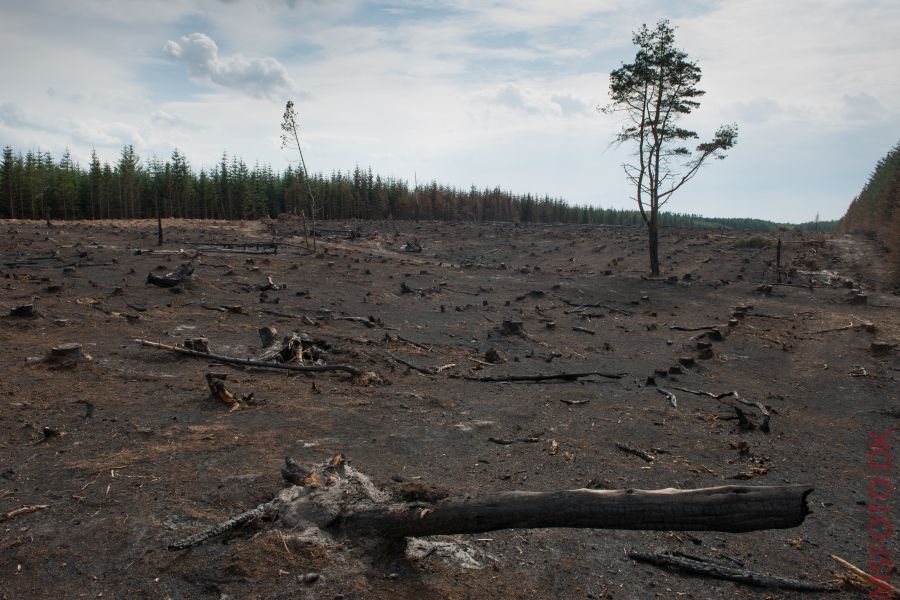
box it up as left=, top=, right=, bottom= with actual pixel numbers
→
left=0, top=219, right=898, bottom=599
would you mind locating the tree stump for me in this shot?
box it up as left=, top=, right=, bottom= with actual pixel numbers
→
left=258, top=326, right=279, bottom=349
left=499, top=320, right=524, bottom=336
left=47, top=343, right=93, bottom=367
left=183, top=338, right=210, bottom=353
left=10, top=304, right=37, bottom=318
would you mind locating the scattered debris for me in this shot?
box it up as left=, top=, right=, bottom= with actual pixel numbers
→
left=402, top=239, right=422, bottom=253
left=670, top=387, right=771, bottom=432
left=728, top=466, right=769, bottom=480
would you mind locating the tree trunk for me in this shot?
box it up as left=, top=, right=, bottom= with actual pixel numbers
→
left=157, top=200, right=164, bottom=246
left=335, top=485, right=813, bottom=538
left=648, top=214, right=660, bottom=276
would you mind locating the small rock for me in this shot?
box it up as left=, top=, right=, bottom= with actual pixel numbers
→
left=302, top=572, right=319, bottom=584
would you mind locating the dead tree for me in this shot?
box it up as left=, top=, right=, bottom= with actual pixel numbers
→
left=169, top=455, right=814, bottom=551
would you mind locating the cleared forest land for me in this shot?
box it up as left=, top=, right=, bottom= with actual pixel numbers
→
left=1, top=219, right=898, bottom=599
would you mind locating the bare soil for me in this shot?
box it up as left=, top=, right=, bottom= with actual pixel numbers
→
left=1, top=219, right=898, bottom=599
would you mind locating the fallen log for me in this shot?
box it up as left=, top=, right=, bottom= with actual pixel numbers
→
left=464, top=370, right=624, bottom=383
left=338, top=484, right=812, bottom=538
left=136, top=339, right=361, bottom=377
left=626, top=549, right=838, bottom=593
left=168, top=455, right=814, bottom=551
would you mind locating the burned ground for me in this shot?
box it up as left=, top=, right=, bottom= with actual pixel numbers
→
left=1, top=219, right=898, bottom=599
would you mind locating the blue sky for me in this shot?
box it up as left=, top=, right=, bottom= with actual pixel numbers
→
left=0, top=0, right=897, bottom=222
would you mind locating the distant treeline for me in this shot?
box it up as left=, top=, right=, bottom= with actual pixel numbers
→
left=838, top=141, right=899, bottom=273
left=1, top=144, right=832, bottom=231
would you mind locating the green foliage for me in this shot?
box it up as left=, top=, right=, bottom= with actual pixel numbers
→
left=0, top=142, right=829, bottom=232
left=734, top=236, right=772, bottom=249
left=838, top=141, right=900, bottom=276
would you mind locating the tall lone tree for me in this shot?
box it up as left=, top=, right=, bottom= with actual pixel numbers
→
left=281, top=100, right=318, bottom=251
left=602, top=20, right=738, bottom=275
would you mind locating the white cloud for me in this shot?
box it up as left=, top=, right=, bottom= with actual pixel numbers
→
left=164, top=32, right=295, bottom=99
left=493, top=84, right=540, bottom=114
left=551, top=93, right=591, bottom=117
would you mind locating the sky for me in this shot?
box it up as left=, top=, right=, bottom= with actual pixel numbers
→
left=0, top=0, right=897, bottom=223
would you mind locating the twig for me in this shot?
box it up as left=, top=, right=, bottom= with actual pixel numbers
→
left=488, top=431, right=546, bottom=445
left=572, top=326, right=596, bottom=335
left=137, top=339, right=361, bottom=377
left=670, top=324, right=727, bottom=331
left=561, top=298, right=632, bottom=316
left=168, top=502, right=272, bottom=551
left=467, top=356, right=495, bottom=366
left=811, top=322, right=869, bottom=335
left=1, top=504, right=50, bottom=522
left=626, top=549, right=838, bottom=592
left=465, top=371, right=624, bottom=383
left=386, top=352, right=448, bottom=375
left=831, top=554, right=900, bottom=597
left=259, top=308, right=314, bottom=321
left=615, top=442, right=654, bottom=463
left=560, top=399, right=590, bottom=406
left=656, top=387, right=677, bottom=407
left=390, top=334, right=431, bottom=351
